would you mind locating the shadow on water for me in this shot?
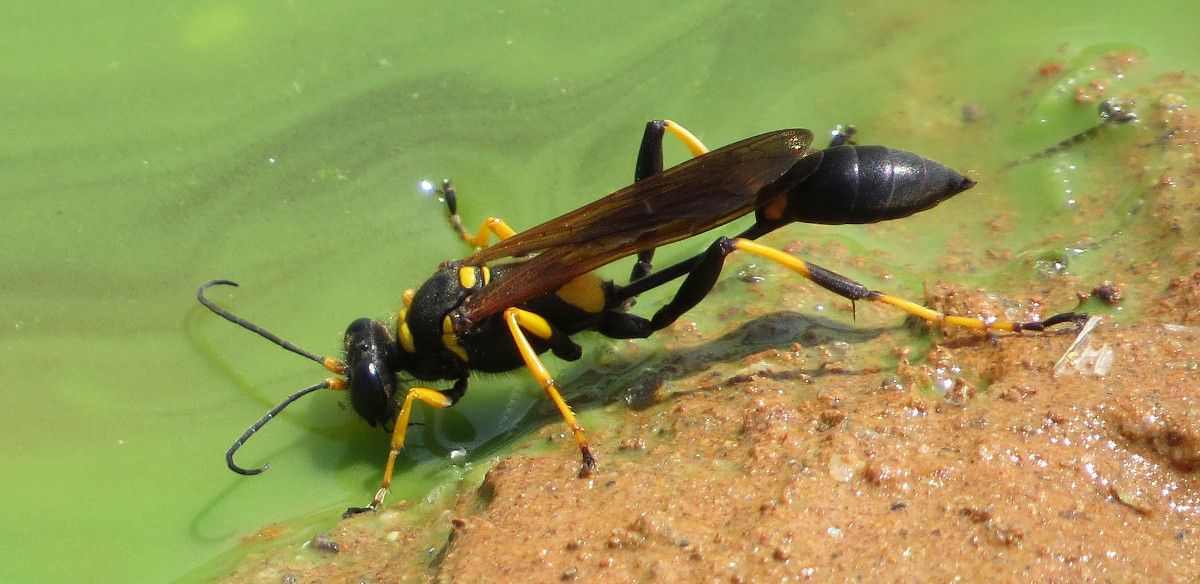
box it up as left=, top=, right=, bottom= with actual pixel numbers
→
left=450, top=310, right=896, bottom=464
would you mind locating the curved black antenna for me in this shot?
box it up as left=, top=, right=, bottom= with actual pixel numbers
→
left=198, top=279, right=347, bottom=475
left=197, top=280, right=332, bottom=367
left=226, top=381, right=330, bottom=475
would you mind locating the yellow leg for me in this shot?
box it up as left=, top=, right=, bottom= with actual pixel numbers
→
left=438, top=179, right=518, bottom=248
left=628, top=120, right=715, bottom=283
left=662, top=119, right=710, bottom=156
left=503, top=307, right=597, bottom=476
left=344, top=386, right=456, bottom=517
left=458, top=216, right=518, bottom=248
left=730, top=238, right=1068, bottom=333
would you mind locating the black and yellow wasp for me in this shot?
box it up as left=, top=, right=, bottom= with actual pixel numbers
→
left=199, top=120, right=1083, bottom=516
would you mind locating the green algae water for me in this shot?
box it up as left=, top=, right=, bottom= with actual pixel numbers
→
left=2, top=1, right=1196, bottom=582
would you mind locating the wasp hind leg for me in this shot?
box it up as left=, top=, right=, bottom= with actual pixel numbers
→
left=502, top=307, right=596, bottom=476
left=343, top=378, right=467, bottom=518
left=629, top=120, right=711, bottom=282
left=646, top=236, right=1087, bottom=334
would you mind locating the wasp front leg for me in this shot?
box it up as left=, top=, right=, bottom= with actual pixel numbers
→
left=343, top=378, right=467, bottom=517
left=437, top=179, right=518, bottom=249
left=502, top=307, right=596, bottom=476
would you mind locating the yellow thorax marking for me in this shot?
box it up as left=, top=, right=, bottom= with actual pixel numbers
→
left=458, top=266, right=491, bottom=291
left=458, top=266, right=477, bottom=290
left=398, top=319, right=415, bottom=354
left=442, top=315, right=469, bottom=362
left=396, top=289, right=417, bottom=354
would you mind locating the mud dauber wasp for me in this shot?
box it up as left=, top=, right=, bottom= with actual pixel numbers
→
left=199, top=120, right=1085, bottom=517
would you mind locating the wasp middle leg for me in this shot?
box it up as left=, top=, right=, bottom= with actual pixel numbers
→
left=502, top=306, right=597, bottom=476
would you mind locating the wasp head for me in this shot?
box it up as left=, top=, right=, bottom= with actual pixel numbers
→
left=343, top=318, right=401, bottom=427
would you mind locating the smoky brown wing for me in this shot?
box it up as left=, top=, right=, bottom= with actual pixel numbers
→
left=458, top=128, right=815, bottom=322
left=465, top=129, right=814, bottom=264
